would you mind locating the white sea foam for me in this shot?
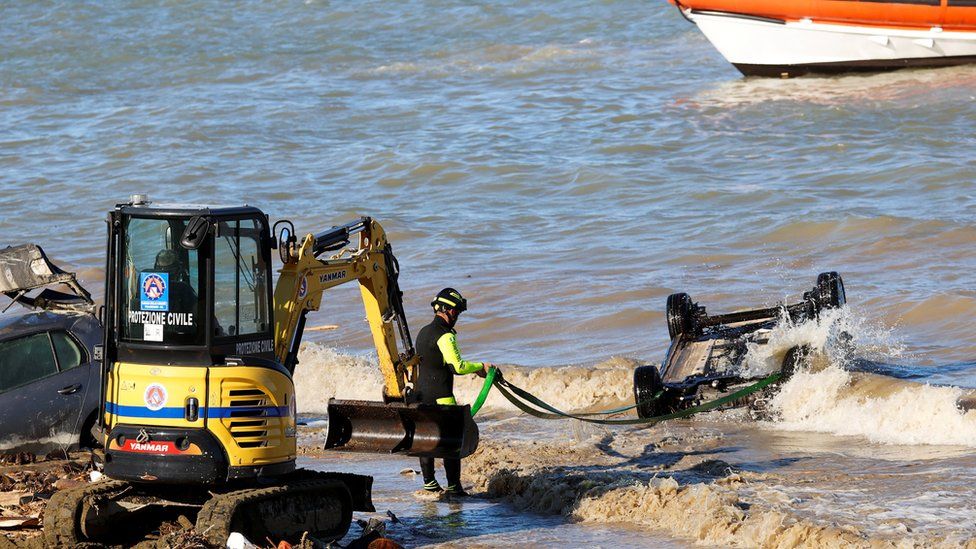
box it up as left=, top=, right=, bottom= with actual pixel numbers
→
left=292, top=344, right=386, bottom=415
left=292, top=342, right=636, bottom=415
left=744, top=307, right=976, bottom=447
left=464, top=439, right=934, bottom=548
left=293, top=309, right=976, bottom=449
left=740, top=306, right=903, bottom=378
left=769, top=366, right=976, bottom=447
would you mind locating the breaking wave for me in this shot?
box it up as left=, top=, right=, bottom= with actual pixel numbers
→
left=293, top=344, right=386, bottom=413
left=739, top=306, right=903, bottom=378
left=294, top=305, right=976, bottom=449
left=741, top=307, right=976, bottom=447
left=769, top=367, right=976, bottom=447
left=292, top=342, right=636, bottom=415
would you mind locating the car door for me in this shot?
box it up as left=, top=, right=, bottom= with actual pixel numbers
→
left=49, top=330, right=93, bottom=441
left=0, top=331, right=88, bottom=452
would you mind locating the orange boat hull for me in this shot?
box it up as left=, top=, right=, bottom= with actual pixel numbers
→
left=671, top=0, right=976, bottom=76
left=670, top=0, right=976, bottom=31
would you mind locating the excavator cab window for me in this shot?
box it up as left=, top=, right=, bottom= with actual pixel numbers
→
left=214, top=219, right=269, bottom=338
left=120, top=216, right=204, bottom=346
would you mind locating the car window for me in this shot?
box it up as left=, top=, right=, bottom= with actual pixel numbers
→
left=51, top=332, right=84, bottom=371
left=0, top=333, right=59, bottom=392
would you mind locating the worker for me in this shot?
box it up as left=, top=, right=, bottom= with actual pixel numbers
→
left=414, top=287, right=495, bottom=496
left=153, top=249, right=197, bottom=309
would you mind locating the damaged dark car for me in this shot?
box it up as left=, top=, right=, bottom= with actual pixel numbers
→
left=0, top=244, right=101, bottom=454
left=634, top=272, right=846, bottom=418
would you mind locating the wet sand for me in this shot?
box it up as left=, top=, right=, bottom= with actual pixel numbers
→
left=299, top=408, right=976, bottom=548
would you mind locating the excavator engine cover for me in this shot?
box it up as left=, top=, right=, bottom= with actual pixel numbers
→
left=325, top=399, right=479, bottom=459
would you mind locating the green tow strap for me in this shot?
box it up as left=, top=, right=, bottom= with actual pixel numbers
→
left=467, top=365, right=645, bottom=418
left=469, top=366, right=498, bottom=417
left=566, top=392, right=662, bottom=417
left=494, top=372, right=783, bottom=426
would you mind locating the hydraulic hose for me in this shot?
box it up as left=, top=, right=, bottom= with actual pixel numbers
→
left=492, top=372, right=783, bottom=426
left=470, top=366, right=498, bottom=417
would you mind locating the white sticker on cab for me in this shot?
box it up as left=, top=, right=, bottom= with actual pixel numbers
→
left=144, top=324, right=164, bottom=342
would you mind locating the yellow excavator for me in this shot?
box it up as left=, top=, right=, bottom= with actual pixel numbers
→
left=44, top=196, right=478, bottom=546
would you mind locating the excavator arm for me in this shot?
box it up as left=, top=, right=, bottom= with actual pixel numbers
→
left=273, top=217, right=417, bottom=399
left=272, top=217, right=478, bottom=459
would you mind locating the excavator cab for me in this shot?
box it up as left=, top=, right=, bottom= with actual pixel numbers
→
left=99, top=198, right=294, bottom=484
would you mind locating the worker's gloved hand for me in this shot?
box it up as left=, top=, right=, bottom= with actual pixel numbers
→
left=476, top=364, right=490, bottom=378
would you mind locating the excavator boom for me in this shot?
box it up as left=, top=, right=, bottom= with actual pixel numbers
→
left=273, top=217, right=479, bottom=459
left=273, top=217, right=413, bottom=394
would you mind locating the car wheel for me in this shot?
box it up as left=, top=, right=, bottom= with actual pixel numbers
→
left=781, top=345, right=811, bottom=379
left=666, top=292, right=697, bottom=340
left=79, top=412, right=100, bottom=449
left=815, top=272, right=846, bottom=310
left=634, top=365, right=666, bottom=419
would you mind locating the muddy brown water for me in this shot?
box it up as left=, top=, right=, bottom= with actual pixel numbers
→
left=4, top=0, right=976, bottom=546
left=300, top=315, right=976, bottom=547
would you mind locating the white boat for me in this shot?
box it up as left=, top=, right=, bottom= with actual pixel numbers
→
left=673, top=0, right=976, bottom=76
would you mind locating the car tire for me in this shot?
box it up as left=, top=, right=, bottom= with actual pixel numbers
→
left=815, top=272, right=846, bottom=310
left=79, top=412, right=99, bottom=450
left=666, top=292, right=697, bottom=340
left=781, top=345, right=811, bottom=379
left=634, top=365, right=667, bottom=419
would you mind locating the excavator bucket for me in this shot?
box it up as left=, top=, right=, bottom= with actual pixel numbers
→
left=324, top=399, right=480, bottom=459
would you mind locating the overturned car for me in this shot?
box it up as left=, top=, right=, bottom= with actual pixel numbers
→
left=634, top=272, right=846, bottom=418
left=0, top=244, right=101, bottom=454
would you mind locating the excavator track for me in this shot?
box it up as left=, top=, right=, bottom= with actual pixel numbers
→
left=43, top=479, right=131, bottom=547
left=40, top=471, right=368, bottom=547
left=195, top=477, right=353, bottom=546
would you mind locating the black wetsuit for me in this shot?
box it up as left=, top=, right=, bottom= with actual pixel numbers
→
left=416, top=316, right=456, bottom=404
left=414, top=315, right=483, bottom=490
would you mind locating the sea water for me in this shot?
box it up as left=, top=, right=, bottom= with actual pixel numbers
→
left=3, top=0, right=976, bottom=546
